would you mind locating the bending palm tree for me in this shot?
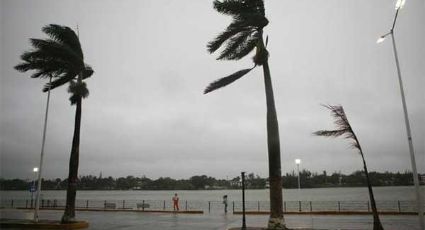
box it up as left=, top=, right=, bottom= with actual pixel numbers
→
left=15, top=24, right=93, bottom=223
left=204, top=0, right=285, bottom=228
left=314, top=105, right=384, bottom=230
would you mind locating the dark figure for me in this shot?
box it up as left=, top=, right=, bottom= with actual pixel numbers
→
left=223, top=195, right=228, bottom=213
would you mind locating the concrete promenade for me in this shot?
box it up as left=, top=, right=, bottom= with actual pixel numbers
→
left=0, top=208, right=422, bottom=230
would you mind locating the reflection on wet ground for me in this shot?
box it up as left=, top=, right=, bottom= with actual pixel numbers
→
left=0, top=209, right=421, bottom=230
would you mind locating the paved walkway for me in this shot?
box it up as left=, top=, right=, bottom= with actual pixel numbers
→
left=0, top=209, right=422, bottom=230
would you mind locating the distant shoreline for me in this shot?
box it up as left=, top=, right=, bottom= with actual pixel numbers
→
left=1, top=170, right=423, bottom=191
left=2, top=184, right=424, bottom=192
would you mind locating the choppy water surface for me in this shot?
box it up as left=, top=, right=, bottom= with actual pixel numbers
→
left=1, top=186, right=423, bottom=202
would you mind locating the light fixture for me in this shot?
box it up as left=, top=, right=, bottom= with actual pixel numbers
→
left=395, top=0, right=406, bottom=10
left=376, top=36, right=386, bottom=44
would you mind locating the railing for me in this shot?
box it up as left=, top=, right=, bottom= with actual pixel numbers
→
left=231, top=200, right=422, bottom=213
left=0, top=199, right=421, bottom=214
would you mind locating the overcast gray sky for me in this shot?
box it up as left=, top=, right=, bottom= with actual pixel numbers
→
left=1, top=0, right=424, bottom=180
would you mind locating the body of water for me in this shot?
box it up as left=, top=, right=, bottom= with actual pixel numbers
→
left=1, top=186, right=422, bottom=202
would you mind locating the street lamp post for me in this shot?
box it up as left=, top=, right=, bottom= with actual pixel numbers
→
left=241, top=172, right=247, bottom=230
left=295, top=159, right=301, bottom=190
left=377, top=0, right=424, bottom=229
left=31, top=167, right=38, bottom=208
left=34, top=76, right=52, bottom=222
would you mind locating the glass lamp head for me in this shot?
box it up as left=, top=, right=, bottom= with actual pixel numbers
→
left=395, top=0, right=406, bottom=10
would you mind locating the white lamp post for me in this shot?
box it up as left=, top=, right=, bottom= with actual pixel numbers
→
left=377, top=0, right=424, bottom=229
left=31, top=167, right=38, bottom=208
left=295, top=159, right=301, bottom=190
left=34, top=76, right=52, bottom=222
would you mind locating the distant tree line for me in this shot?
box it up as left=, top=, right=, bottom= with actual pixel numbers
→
left=0, top=171, right=421, bottom=191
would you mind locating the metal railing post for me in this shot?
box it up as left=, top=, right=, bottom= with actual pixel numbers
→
left=398, top=200, right=401, bottom=213
left=298, top=201, right=301, bottom=212
left=163, top=200, right=166, bottom=210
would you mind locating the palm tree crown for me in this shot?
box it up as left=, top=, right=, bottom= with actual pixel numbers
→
left=205, top=0, right=269, bottom=94
left=15, top=24, right=93, bottom=101
left=313, top=105, right=361, bottom=151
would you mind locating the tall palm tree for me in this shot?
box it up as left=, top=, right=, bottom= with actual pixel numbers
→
left=314, top=105, right=384, bottom=230
left=204, top=0, right=285, bottom=228
left=15, top=24, right=93, bottom=223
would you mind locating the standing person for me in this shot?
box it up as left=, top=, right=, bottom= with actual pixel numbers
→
left=172, top=193, right=179, bottom=211
left=223, top=195, right=228, bottom=213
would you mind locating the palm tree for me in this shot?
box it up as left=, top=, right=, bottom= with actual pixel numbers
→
left=314, top=105, right=384, bottom=230
left=204, top=0, right=285, bottom=228
left=15, top=24, right=93, bottom=223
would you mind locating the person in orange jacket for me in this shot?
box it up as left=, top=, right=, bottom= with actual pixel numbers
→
left=172, top=193, right=179, bottom=211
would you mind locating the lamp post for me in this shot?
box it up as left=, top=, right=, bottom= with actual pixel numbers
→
left=31, top=167, right=38, bottom=208
left=34, top=76, right=52, bottom=222
left=377, top=0, right=424, bottom=229
left=241, top=172, right=246, bottom=230
left=295, top=159, right=301, bottom=190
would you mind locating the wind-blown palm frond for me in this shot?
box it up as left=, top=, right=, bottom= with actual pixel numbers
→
left=42, top=24, right=83, bottom=59
left=15, top=24, right=92, bottom=95
left=207, top=21, right=250, bottom=54
left=204, top=67, right=254, bottom=94
left=213, top=0, right=265, bottom=18
left=205, top=0, right=269, bottom=94
left=207, top=0, right=268, bottom=61
left=43, top=72, right=75, bottom=92
left=28, top=38, right=83, bottom=66
left=314, top=104, right=384, bottom=229
left=313, top=105, right=362, bottom=152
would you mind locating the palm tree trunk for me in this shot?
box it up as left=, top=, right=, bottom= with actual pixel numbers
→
left=361, top=152, right=384, bottom=230
left=261, top=39, right=286, bottom=230
left=61, top=96, right=82, bottom=223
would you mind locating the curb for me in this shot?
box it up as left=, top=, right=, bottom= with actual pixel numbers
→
left=16, top=207, right=203, bottom=214
left=232, top=211, right=420, bottom=215
left=0, top=219, right=89, bottom=229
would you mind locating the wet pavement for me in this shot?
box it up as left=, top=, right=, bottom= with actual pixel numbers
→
left=0, top=209, right=422, bottom=230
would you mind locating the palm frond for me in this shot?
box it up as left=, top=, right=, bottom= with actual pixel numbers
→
left=15, top=57, right=71, bottom=77
left=313, top=129, right=349, bottom=137
left=314, top=104, right=361, bottom=151
left=29, top=39, right=83, bottom=67
left=217, top=30, right=252, bottom=60
left=82, top=65, right=94, bottom=79
left=213, top=0, right=265, bottom=17
left=15, top=24, right=93, bottom=95
left=230, top=35, right=258, bottom=60
left=42, top=24, right=83, bottom=59
left=207, top=21, right=248, bottom=54
left=207, top=0, right=268, bottom=56
left=43, top=73, right=77, bottom=92
left=204, top=67, right=254, bottom=94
